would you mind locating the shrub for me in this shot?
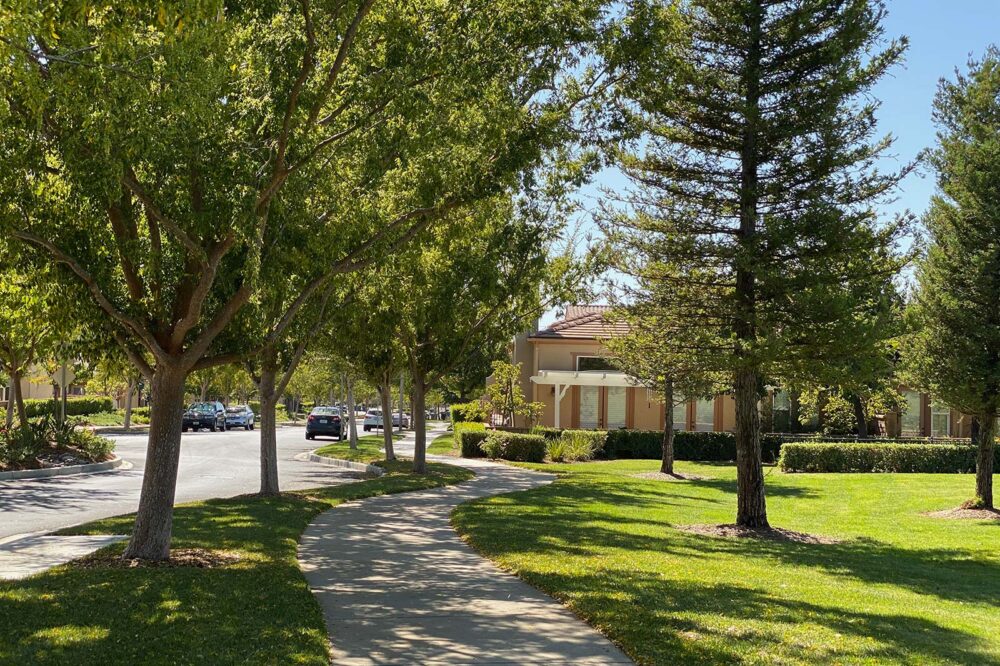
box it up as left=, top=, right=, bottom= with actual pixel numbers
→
left=549, top=429, right=606, bottom=462
left=603, top=430, right=783, bottom=463
left=778, top=442, right=1000, bottom=473
left=450, top=401, right=489, bottom=424
left=23, top=396, right=115, bottom=418
left=481, top=430, right=546, bottom=463
left=71, top=429, right=115, bottom=462
left=531, top=426, right=564, bottom=441
left=455, top=422, right=488, bottom=458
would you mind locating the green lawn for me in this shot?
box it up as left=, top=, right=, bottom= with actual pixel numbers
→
left=427, top=432, right=459, bottom=456
left=452, top=460, right=1000, bottom=665
left=312, top=433, right=402, bottom=463
left=0, top=461, right=473, bottom=665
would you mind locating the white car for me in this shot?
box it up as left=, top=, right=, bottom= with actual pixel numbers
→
left=363, top=409, right=383, bottom=431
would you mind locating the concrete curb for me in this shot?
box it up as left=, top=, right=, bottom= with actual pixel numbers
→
left=305, top=452, right=384, bottom=477
left=0, top=456, right=125, bottom=481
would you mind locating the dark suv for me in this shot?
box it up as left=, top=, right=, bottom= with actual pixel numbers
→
left=305, top=406, right=345, bottom=441
left=182, top=401, right=226, bottom=432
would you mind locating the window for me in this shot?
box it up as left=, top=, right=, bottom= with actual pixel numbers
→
left=772, top=390, right=790, bottom=432
left=579, top=385, right=600, bottom=429
left=576, top=356, right=618, bottom=372
left=695, top=398, right=715, bottom=432
left=672, top=400, right=687, bottom=431
left=606, top=386, right=627, bottom=429
left=900, top=390, right=921, bottom=435
left=931, top=400, right=951, bottom=437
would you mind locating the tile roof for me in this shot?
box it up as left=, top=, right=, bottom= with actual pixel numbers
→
left=530, top=305, right=630, bottom=340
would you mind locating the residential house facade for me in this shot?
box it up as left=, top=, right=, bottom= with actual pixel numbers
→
left=514, top=305, right=969, bottom=437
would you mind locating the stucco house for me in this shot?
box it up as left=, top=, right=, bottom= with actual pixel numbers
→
left=512, top=305, right=969, bottom=437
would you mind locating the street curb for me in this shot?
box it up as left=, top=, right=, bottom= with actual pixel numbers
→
left=0, top=456, right=125, bottom=481
left=305, top=452, right=385, bottom=477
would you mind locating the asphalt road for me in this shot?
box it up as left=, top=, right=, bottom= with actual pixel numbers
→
left=0, top=425, right=359, bottom=542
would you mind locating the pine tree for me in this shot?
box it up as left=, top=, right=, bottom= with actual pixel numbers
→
left=909, top=47, right=1000, bottom=510
left=606, top=0, right=908, bottom=527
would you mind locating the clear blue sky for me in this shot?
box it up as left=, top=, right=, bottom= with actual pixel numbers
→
left=873, top=0, right=999, bottom=222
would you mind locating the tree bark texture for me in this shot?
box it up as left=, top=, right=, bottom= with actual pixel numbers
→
left=734, top=368, right=769, bottom=527
left=661, top=378, right=675, bottom=475
left=412, top=368, right=427, bottom=475
left=122, top=364, right=189, bottom=561
left=850, top=393, right=868, bottom=438
left=976, top=413, right=996, bottom=509
left=11, top=370, right=26, bottom=426
left=258, top=360, right=280, bottom=497
left=346, top=375, right=358, bottom=450
left=124, top=378, right=136, bottom=430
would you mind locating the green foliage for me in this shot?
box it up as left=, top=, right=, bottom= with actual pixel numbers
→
left=0, top=416, right=115, bottom=469
left=603, top=430, right=783, bottom=463
left=22, top=397, right=115, bottom=418
left=451, top=402, right=490, bottom=424
left=455, top=422, right=488, bottom=458
left=778, top=442, right=1000, bottom=473
left=531, top=426, right=565, bottom=440
left=548, top=429, right=605, bottom=462
left=481, top=431, right=546, bottom=463
left=907, top=47, right=1000, bottom=421
left=484, top=360, right=545, bottom=428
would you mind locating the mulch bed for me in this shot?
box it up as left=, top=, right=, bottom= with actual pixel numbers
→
left=924, top=507, right=1000, bottom=521
left=73, top=548, right=242, bottom=569
left=678, top=523, right=843, bottom=544
left=632, top=471, right=710, bottom=482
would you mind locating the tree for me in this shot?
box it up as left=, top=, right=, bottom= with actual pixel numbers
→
left=88, top=350, right=144, bottom=430
left=1, top=0, right=605, bottom=559
left=605, top=0, right=909, bottom=527
left=908, top=47, right=1000, bottom=510
left=484, top=360, right=545, bottom=428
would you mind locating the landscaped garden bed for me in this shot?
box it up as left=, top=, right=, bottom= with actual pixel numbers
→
left=0, top=416, right=115, bottom=472
left=452, top=459, right=1000, bottom=665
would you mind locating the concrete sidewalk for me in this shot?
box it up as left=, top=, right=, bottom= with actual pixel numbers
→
left=297, top=437, right=633, bottom=665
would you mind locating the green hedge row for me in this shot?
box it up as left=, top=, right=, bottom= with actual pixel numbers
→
left=450, top=402, right=489, bottom=424
left=455, top=422, right=488, bottom=458
left=21, top=397, right=115, bottom=418
left=602, top=430, right=783, bottom=463
left=482, top=431, right=546, bottom=463
left=779, top=442, right=1000, bottom=473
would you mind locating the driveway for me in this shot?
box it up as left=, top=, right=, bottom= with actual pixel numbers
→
left=0, top=425, right=358, bottom=542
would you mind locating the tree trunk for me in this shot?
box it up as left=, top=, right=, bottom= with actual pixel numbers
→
left=258, top=358, right=280, bottom=497
left=412, top=366, right=427, bottom=474
left=346, top=375, right=358, bottom=450
left=850, top=393, right=868, bottom=439
left=4, top=376, right=13, bottom=427
left=734, top=368, right=768, bottom=528
left=124, top=378, right=136, bottom=430
left=11, top=369, right=27, bottom=426
left=200, top=379, right=208, bottom=401
left=398, top=373, right=405, bottom=433
left=661, top=378, right=675, bottom=475
left=975, top=413, right=995, bottom=509
left=122, top=364, right=188, bottom=561
left=380, top=378, right=395, bottom=461
left=789, top=390, right=800, bottom=433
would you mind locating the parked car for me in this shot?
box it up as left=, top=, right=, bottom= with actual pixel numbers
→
left=306, top=406, right=345, bottom=441
left=392, top=412, right=411, bottom=428
left=225, top=405, right=255, bottom=431
left=363, top=409, right=383, bottom=432
left=182, top=401, right=226, bottom=432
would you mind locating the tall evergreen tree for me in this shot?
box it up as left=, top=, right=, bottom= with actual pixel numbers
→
left=908, top=47, right=1000, bottom=510
left=606, top=0, right=908, bottom=527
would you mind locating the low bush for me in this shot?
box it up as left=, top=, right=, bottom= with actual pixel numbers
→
left=481, top=430, right=546, bottom=463
left=531, top=426, right=564, bottom=441
left=778, top=441, right=1000, bottom=473
left=0, top=416, right=115, bottom=469
left=23, top=396, right=115, bottom=418
left=549, top=429, right=606, bottom=462
left=603, top=429, right=783, bottom=462
left=450, top=401, right=489, bottom=424
left=455, top=422, right=488, bottom=458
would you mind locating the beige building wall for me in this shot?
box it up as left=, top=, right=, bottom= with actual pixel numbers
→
left=631, top=388, right=663, bottom=430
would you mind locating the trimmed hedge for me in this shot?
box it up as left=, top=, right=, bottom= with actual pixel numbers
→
left=481, top=430, right=546, bottom=463
left=455, top=422, right=488, bottom=458
left=549, top=429, right=606, bottom=462
left=603, top=429, right=783, bottom=463
left=531, top=426, right=564, bottom=441
left=779, top=442, right=1000, bottom=473
left=23, top=397, right=115, bottom=418
left=450, top=401, right=489, bottom=424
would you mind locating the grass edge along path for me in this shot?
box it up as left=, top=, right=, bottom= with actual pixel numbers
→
left=452, top=459, right=1000, bottom=666
left=312, top=432, right=403, bottom=464
left=0, top=461, right=473, bottom=665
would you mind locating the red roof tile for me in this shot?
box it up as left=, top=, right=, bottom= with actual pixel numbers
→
left=530, top=305, right=629, bottom=340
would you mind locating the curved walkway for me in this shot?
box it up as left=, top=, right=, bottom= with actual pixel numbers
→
left=297, top=448, right=632, bottom=664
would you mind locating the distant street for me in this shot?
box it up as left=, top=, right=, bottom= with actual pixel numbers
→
left=0, top=425, right=358, bottom=542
